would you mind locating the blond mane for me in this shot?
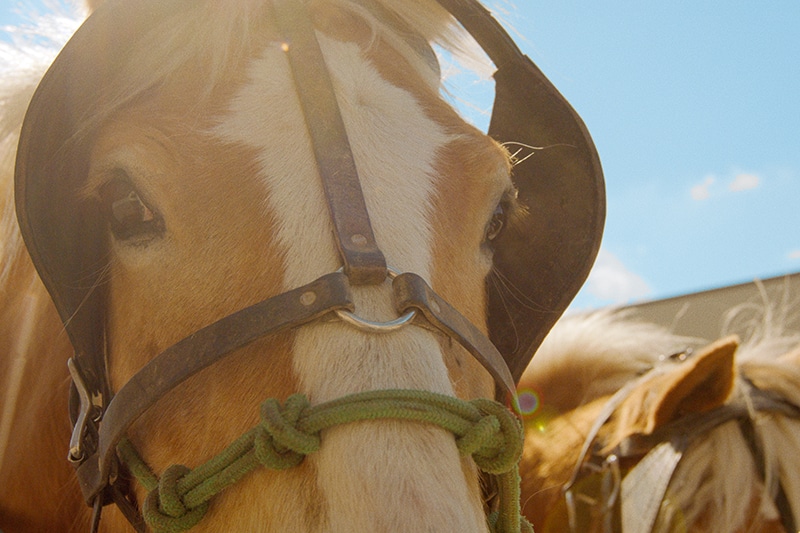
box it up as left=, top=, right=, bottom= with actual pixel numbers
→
left=524, top=310, right=697, bottom=411
left=62, top=0, right=486, bottom=151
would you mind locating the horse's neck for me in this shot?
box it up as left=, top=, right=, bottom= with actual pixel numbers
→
left=0, top=249, right=88, bottom=529
left=522, top=312, right=691, bottom=412
left=519, top=396, right=609, bottom=522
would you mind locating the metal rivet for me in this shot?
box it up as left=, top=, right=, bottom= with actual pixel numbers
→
left=300, top=291, right=317, bottom=306
left=350, top=234, right=368, bottom=246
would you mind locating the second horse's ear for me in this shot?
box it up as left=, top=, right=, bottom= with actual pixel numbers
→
left=647, top=336, right=739, bottom=429
left=607, top=336, right=738, bottom=447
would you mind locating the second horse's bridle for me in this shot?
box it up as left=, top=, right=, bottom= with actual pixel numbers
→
left=560, top=350, right=800, bottom=533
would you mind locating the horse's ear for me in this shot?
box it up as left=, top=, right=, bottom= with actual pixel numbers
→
left=646, top=336, right=738, bottom=430
left=608, top=337, right=738, bottom=445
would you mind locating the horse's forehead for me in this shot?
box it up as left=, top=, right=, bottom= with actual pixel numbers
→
left=210, top=36, right=451, bottom=283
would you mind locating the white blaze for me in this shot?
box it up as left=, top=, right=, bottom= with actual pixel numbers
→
left=213, top=33, right=487, bottom=531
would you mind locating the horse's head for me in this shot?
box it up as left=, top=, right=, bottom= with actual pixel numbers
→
left=14, top=0, right=603, bottom=530
left=519, top=312, right=800, bottom=533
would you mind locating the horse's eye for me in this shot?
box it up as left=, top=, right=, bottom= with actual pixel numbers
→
left=485, top=203, right=506, bottom=242
left=99, top=176, right=164, bottom=241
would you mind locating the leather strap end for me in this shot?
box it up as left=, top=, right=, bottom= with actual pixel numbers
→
left=392, top=272, right=516, bottom=398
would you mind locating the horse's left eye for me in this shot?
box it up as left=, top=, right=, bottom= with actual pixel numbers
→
left=99, top=176, right=164, bottom=241
left=485, top=204, right=506, bottom=242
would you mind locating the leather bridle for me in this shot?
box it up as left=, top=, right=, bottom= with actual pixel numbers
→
left=67, top=0, right=520, bottom=527
left=15, top=0, right=606, bottom=529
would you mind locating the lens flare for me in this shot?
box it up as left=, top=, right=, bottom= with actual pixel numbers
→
left=514, top=387, right=557, bottom=433
left=515, top=388, right=540, bottom=416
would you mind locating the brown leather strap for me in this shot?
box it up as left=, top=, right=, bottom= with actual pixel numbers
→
left=620, top=441, right=682, bottom=533
left=74, top=272, right=355, bottom=503
left=272, top=0, right=387, bottom=285
left=392, top=272, right=516, bottom=399
left=614, top=383, right=800, bottom=460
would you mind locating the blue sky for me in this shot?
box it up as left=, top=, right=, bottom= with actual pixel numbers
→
left=2, top=1, right=799, bottom=310
left=498, top=2, right=800, bottom=308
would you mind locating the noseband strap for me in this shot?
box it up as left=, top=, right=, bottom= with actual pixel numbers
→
left=71, top=272, right=355, bottom=503
left=395, top=272, right=515, bottom=395
left=72, top=271, right=518, bottom=502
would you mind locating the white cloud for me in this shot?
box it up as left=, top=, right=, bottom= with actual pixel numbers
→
left=728, top=173, right=760, bottom=192
left=789, top=250, right=800, bottom=260
left=585, top=249, right=651, bottom=304
left=691, top=175, right=715, bottom=200
left=691, top=171, right=762, bottom=200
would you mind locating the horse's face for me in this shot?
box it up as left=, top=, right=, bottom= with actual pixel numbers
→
left=80, top=2, right=510, bottom=530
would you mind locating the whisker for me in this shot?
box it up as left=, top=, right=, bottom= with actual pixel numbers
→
left=488, top=270, right=521, bottom=354
left=501, top=141, right=580, bottom=167
left=490, top=266, right=553, bottom=313
left=62, top=259, right=114, bottom=333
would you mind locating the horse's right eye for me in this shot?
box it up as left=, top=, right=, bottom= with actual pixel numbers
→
left=99, top=175, right=164, bottom=242
left=485, top=203, right=506, bottom=242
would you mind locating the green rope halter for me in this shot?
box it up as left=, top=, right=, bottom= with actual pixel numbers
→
left=117, top=389, right=533, bottom=533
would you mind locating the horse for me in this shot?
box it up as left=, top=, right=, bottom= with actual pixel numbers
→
left=518, top=310, right=800, bottom=533
left=0, top=0, right=604, bottom=531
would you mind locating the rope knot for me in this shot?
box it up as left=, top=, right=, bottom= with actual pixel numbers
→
left=143, top=464, right=209, bottom=532
left=463, top=399, right=524, bottom=475
left=457, top=413, right=501, bottom=455
left=254, top=394, right=321, bottom=469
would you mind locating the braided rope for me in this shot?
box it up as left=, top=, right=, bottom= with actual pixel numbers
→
left=117, top=389, right=532, bottom=533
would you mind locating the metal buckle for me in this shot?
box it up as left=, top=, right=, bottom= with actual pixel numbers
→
left=334, top=267, right=417, bottom=333
left=564, top=453, right=622, bottom=533
left=67, top=358, right=101, bottom=466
